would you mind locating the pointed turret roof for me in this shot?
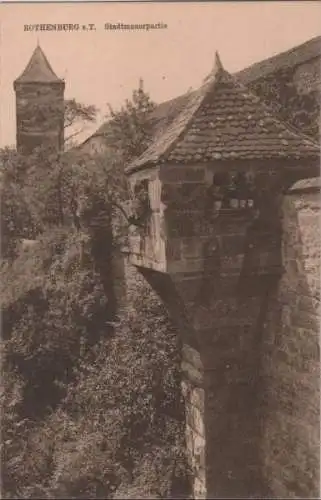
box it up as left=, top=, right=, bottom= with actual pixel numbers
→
left=203, top=51, right=224, bottom=83
left=15, top=45, right=63, bottom=84
left=126, top=51, right=319, bottom=173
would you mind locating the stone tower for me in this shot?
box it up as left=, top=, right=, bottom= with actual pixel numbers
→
left=14, top=44, right=65, bottom=154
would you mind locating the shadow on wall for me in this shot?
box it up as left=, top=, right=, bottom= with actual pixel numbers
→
left=260, top=178, right=320, bottom=499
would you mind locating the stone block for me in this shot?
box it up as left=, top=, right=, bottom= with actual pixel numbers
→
left=166, top=211, right=194, bottom=237
left=129, top=252, right=166, bottom=272
left=212, top=214, right=254, bottom=234
left=279, top=285, right=299, bottom=305
left=293, top=310, right=319, bottom=331
left=148, top=178, right=162, bottom=211
left=166, top=210, right=208, bottom=238
left=168, top=257, right=204, bottom=274
left=186, top=424, right=206, bottom=482
left=129, top=234, right=142, bottom=255
left=220, top=254, right=245, bottom=271
left=238, top=273, right=282, bottom=297
left=190, top=387, right=205, bottom=412
left=193, top=477, right=207, bottom=499
left=160, top=165, right=206, bottom=183
left=186, top=401, right=205, bottom=437
left=198, top=324, right=253, bottom=356
left=174, top=275, right=204, bottom=303
left=181, top=379, right=192, bottom=399
left=195, top=468, right=206, bottom=489
left=185, top=424, right=194, bottom=465
left=182, top=377, right=205, bottom=410
left=297, top=294, right=320, bottom=315
left=181, top=237, right=205, bottom=259
left=208, top=272, right=241, bottom=296
left=165, top=238, right=182, bottom=260
left=205, top=361, right=257, bottom=395
left=219, top=233, right=248, bottom=255
left=257, top=250, right=282, bottom=268
left=193, top=433, right=206, bottom=470
left=182, top=360, right=203, bottom=386
left=193, top=297, right=261, bottom=329
left=182, top=344, right=203, bottom=371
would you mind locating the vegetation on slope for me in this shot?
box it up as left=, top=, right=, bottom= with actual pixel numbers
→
left=0, top=86, right=189, bottom=498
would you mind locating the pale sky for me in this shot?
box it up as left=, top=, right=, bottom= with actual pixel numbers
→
left=1, top=1, right=320, bottom=147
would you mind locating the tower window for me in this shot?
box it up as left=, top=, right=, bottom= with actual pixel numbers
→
left=208, top=170, right=256, bottom=210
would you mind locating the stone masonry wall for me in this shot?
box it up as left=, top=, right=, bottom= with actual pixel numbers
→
left=128, top=169, right=167, bottom=272
left=181, top=345, right=206, bottom=499
left=261, top=179, right=320, bottom=498
left=190, top=209, right=279, bottom=499
left=127, top=161, right=319, bottom=499
left=15, top=82, right=65, bottom=153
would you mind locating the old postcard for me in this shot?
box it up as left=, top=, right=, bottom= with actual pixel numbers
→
left=0, top=2, right=320, bottom=499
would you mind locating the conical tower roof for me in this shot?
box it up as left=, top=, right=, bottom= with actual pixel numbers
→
left=15, top=45, right=63, bottom=84
left=127, top=51, right=319, bottom=173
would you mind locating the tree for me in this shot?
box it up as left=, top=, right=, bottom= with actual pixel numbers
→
left=1, top=81, right=190, bottom=499
left=64, top=99, right=98, bottom=148
left=1, top=82, right=155, bottom=252
left=1, top=258, right=188, bottom=499
left=0, top=147, right=40, bottom=258
left=0, top=98, right=99, bottom=257
left=106, top=79, right=156, bottom=162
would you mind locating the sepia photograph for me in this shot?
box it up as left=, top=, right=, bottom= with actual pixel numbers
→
left=0, top=1, right=320, bottom=498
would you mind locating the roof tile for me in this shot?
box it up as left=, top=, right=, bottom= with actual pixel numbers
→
left=127, top=55, right=319, bottom=172
left=84, top=37, right=320, bottom=150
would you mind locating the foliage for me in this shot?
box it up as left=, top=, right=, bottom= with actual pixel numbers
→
left=249, top=67, right=320, bottom=141
left=52, top=277, right=187, bottom=499
left=64, top=99, right=99, bottom=147
left=0, top=148, right=36, bottom=257
left=106, top=79, right=156, bottom=163
left=130, top=179, right=152, bottom=228
left=0, top=98, right=99, bottom=256
left=1, top=248, right=188, bottom=498
left=0, top=82, right=155, bottom=257
left=1, top=227, right=113, bottom=418
left=1, top=83, right=189, bottom=499
left=0, top=365, right=29, bottom=499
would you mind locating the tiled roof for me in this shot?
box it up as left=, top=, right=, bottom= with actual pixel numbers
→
left=15, top=45, right=63, bottom=84
left=126, top=53, right=319, bottom=172
left=85, top=90, right=194, bottom=147
left=235, top=36, right=321, bottom=84
left=83, top=37, right=320, bottom=149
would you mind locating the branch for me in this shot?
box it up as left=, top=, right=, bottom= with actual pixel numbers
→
left=111, top=200, right=142, bottom=227
left=65, top=128, right=85, bottom=143
left=111, top=200, right=131, bottom=222
left=63, top=120, right=75, bottom=130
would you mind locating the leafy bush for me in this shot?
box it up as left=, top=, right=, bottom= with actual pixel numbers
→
left=1, top=226, right=113, bottom=419
left=1, top=84, right=189, bottom=499
left=53, top=275, right=187, bottom=497
left=1, top=231, right=189, bottom=498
